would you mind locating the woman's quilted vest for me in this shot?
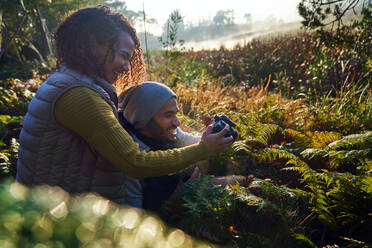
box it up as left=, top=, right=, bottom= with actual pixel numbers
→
left=16, top=65, right=126, bottom=204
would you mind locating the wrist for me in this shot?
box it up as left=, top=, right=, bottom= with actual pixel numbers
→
left=197, top=140, right=210, bottom=159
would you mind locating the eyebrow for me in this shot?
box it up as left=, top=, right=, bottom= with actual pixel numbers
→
left=119, top=49, right=135, bottom=60
left=163, top=109, right=179, bottom=115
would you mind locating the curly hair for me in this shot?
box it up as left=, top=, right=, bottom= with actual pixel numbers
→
left=54, top=6, right=145, bottom=91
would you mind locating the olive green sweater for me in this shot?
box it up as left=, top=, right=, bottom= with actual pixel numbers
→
left=55, top=87, right=209, bottom=178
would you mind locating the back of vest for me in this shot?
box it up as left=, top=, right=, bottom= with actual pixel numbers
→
left=16, top=67, right=126, bottom=204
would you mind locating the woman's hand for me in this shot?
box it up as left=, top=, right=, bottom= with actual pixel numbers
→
left=201, top=124, right=234, bottom=156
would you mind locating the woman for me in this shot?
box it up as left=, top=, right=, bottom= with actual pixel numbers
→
left=16, top=6, right=233, bottom=204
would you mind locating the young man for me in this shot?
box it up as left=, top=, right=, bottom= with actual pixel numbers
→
left=118, top=81, right=200, bottom=210
left=119, top=82, right=246, bottom=210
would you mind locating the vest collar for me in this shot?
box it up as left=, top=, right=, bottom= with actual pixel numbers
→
left=58, top=64, right=118, bottom=108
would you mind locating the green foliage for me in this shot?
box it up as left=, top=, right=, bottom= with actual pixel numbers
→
left=0, top=78, right=40, bottom=180
left=0, top=79, right=35, bottom=116
left=308, top=47, right=336, bottom=94
left=0, top=0, right=95, bottom=77
left=327, top=131, right=372, bottom=151
left=175, top=58, right=209, bottom=86
left=285, top=129, right=342, bottom=148
left=0, top=180, right=212, bottom=247
left=161, top=57, right=210, bottom=87
left=295, top=77, right=372, bottom=135
left=301, top=131, right=372, bottom=172
left=282, top=132, right=372, bottom=245
left=162, top=176, right=314, bottom=248
left=0, top=138, right=18, bottom=180
left=164, top=107, right=371, bottom=246
left=225, top=114, right=371, bottom=246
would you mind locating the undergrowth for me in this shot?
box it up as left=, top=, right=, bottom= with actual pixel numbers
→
left=0, top=27, right=371, bottom=248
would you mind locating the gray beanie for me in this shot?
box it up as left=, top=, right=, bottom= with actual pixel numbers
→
left=122, top=81, right=176, bottom=129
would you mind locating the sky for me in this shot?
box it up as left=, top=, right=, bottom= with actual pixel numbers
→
left=125, top=0, right=303, bottom=35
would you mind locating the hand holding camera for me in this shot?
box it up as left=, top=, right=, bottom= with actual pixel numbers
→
left=211, top=113, right=238, bottom=140
left=201, top=113, right=237, bottom=156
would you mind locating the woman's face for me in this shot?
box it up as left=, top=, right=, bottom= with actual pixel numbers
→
left=99, top=32, right=135, bottom=84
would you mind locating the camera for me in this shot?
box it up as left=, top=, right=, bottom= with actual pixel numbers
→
left=212, top=114, right=238, bottom=140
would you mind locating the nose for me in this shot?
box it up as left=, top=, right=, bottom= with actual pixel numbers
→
left=173, top=116, right=181, bottom=127
left=122, top=60, right=130, bottom=72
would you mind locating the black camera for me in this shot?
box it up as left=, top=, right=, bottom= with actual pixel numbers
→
left=212, top=114, right=238, bottom=140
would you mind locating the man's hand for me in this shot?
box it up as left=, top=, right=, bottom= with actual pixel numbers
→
left=201, top=124, right=233, bottom=156
left=203, top=114, right=213, bottom=127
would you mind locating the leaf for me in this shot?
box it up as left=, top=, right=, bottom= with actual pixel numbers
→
left=292, top=233, right=317, bottom=248
left=19, top=0, right=25, bottom=11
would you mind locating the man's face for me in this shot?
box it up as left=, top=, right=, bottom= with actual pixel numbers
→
left=141, top=97, right=181, bottom=142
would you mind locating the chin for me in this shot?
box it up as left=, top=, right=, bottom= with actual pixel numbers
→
left=167, top=135, right=177, bottom=142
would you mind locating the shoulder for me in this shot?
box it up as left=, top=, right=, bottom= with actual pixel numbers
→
left=176, top=127, right=201, bottom=146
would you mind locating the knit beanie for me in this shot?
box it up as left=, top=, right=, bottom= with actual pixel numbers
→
left=121, top=81, right=176, bottom=129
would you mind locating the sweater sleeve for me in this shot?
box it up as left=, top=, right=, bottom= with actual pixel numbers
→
left=54, top=87, right=209, bottom=178
left=176, top=127, right=201, bottom=146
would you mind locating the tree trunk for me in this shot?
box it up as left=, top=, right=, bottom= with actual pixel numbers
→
left=0, top=13, right=28, bottom=61
left=12, top=40, right=23, bottom=63
left=0, top=9, right=3, bottom=55
left=24, top=37, right=46, bottom=64
left=35, top=5, right=53, bottom=59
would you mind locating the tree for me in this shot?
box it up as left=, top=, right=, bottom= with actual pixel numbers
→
left=0, top=0, right=142, bottom=77
left=0, top=9, right=3, bottom=55
left=244, top=13, right=252, bottom=25
left=101, top=0, right=141, bottom=24
left=160, top=9, right=185, bottom=52
left=298, top=0, right=371, bottom=28
left=0, top=0, right=96, bottom=67
left=213, top=9, right=235, bottom=25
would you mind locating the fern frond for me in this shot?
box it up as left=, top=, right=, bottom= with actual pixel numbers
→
left=361, top=176, right=372, bottom=194
left=233, top=112, right=261, bottom=139
left=239, top=124, right=284, bottom=148
left=256, top=148, right=298, bottom=164
left=285, top=129, right=342, bottom=149
left=283, top=159, right=314, bottom=182
left=285, top=158, right=311, bottom=169
left=305, top=131, right=342, bottom=148
left=285, top=129, right=312, bottom=147
left=256, top=124, right=283, bottom=146
left=244, top=136, right=267, bottom=149
left=327, top=149, right=372, bottom=169
left=327, top=131, right=372, bottom=151
left=232, top=140, right=258, bottom=157
left=339, top=236, right=371, bottom=248
left=301, top=148, right=329, bottom=160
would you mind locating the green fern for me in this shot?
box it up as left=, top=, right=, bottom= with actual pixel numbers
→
left=282, top=159, right=338, bottom=228
left=301, top=140, right=371, bottom=172
left=257, top=148, right=298, bottom=163
left=285, top=129, right=312, bottom=147
left=255, top=124, right=284, bottom=146
left=327, top=131, right=372, bottom=151
left=328, top=149, right=372, bottom=170
left=285, top=129, right=342, bottom=148
left=0, top=153, right=11, bottom=179
left=306, top=131, right=342, bottom=148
